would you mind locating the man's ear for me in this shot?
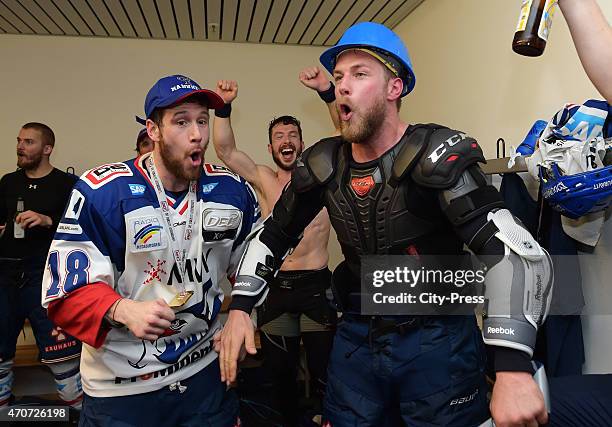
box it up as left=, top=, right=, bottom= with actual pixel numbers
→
left=43, top=144, right=53, bottom=156
left=267, top=144, right=272, bottom=154
left=387, top=77, right=403, bottom=102
left=147, top=118, right=161, bottom=142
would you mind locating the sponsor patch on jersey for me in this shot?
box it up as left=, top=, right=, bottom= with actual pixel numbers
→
left=129, top=183, right=146, bottom=195
left=350, top=175, right=375, bottom=197
left=203, top=164, right=240, bottom=182
left=202, top=208, right=241, bottom=241
left=202, top=182, right=218, bottom=194
left=64, top=189, right=85, bottom=220
left=56, top=222, right=83, bottom=235
left=83, top=163, right=133, bottom=189
left=128, top=216, right=166, bottom=252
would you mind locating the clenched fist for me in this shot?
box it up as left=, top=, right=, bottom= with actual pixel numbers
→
left=216, top=80, right=238, bottom=104
left=491, top=371, right=548, bottom=427
left=299, top=66, right=332, bottom=92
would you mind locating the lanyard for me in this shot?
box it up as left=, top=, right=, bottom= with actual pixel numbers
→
left=146, top=154, right=197, bottom=294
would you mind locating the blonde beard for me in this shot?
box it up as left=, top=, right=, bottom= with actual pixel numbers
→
left=340, top=96, right=386, bottom=144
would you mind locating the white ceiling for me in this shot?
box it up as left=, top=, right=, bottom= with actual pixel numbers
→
left=0, top=0, right=424, bottom=46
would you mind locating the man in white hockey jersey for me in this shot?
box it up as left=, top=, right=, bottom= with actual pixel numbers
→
left=42, top=74, right=260, bottom=426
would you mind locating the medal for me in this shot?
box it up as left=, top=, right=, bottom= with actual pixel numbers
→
left=169, top=291, right=194, bottom=307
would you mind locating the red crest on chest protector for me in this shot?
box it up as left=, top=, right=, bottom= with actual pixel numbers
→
left=350, top=175, right=375, bottom=197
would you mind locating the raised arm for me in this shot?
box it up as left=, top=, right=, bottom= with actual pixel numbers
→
left=558, top=0, right=612, bottom=103
left=217, top=140, right=332, bottom=384
left=299, top=66, right=341, bottom=135
left=213, top=80, right=271, bottom=189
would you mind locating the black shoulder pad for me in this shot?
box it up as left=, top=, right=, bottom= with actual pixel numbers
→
left=292, top=136, right=344, bottom=193
left=411, top=127, right=485, bottom=189
left=391, top=124, right=443, bottom=183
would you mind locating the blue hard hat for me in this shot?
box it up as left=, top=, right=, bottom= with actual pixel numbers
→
left=540, top=163, right=612, bottom=219
left=320, top=22, right=416, bottom=96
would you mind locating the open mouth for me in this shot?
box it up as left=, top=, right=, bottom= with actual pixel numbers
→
left=280, top=147, right=295, bottom=161
left=339, top=103, right=353, bottom=121
left=189, top=150, right=202, bottom=166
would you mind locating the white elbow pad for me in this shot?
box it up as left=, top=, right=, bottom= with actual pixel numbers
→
left=482, top=209, right=554, bottom=357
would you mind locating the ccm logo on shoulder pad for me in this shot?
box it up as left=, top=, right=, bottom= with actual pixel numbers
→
left=428, top=132, right=469, bottom=164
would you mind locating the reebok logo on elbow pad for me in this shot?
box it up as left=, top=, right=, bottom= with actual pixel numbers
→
left=234, top=282, right=252, bottom=288
left=487, top=326, right=515, bottom=336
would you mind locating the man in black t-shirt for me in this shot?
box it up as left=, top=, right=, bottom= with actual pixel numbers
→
left=0, top=122, right=82, bottom=410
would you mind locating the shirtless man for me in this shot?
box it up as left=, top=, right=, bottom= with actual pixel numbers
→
left=213, top=75, right=337, bottom=426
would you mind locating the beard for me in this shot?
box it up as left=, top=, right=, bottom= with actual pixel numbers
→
left=340, top=96, right=386, bottom=145
left=17, top=151, right=43, bottom=170
left=158, top=136, right=201, bottom=182
left=271, top=145, right=303, bottom=171
left=272, top=146, right=302, bottom=172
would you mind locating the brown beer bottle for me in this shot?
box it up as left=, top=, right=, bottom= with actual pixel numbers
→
left=512, top=0, right=557, bottom=57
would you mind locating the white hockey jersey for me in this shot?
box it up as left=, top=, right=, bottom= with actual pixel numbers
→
left=42, top=154, right=260, bottom=397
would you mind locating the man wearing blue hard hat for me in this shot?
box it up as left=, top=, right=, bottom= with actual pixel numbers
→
left=219, top=22, right=552, bottom=426
left=42, top=74, right=261, bottom=426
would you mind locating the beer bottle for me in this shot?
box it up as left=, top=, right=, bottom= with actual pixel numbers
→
left=14, top=197, right=25, bottom=239
left=512, top=0, right=557, bottom=57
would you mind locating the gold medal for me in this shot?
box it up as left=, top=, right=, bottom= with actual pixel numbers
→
left=169, top=291, right=194, bottom=307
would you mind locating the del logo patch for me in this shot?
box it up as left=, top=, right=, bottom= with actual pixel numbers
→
left=202, top=208, right=242, bottom=231
left=84, top=163, right=132, bottom=189
left=129, top=216, right=166, bottom=252
left=350, top=175, right=375, bottom=197
left=202, top=208, right=241, bottom=241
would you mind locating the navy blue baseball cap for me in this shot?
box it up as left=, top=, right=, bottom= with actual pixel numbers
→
left=144, top=75, right=224, bottom=118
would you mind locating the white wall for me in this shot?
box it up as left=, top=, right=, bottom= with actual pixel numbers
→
left=0, top=35, right=335, bottom=173
left=395, top=0, right=612, bottom=374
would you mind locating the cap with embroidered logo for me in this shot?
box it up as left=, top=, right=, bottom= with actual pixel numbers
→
left=144, top=74, right=224, bottom=118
